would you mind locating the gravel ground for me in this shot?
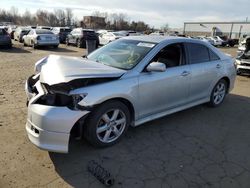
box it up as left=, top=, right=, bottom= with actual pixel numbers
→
left=0, top=42, right=250, bottom=188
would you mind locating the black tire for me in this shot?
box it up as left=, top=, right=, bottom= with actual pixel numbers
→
left=53, top=45, right=59, bottom=49
left=208, top=79, right=228, bottom=107
left=77, top=39, right=82, bottom=48
left=66, top=38, right=69, bottom=46
left=33, top=42, right=38, bottom=49
left=84, top=101, right=131, bottom=147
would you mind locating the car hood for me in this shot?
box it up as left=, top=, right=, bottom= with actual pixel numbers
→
left=39, top=55, right=126, bottom=85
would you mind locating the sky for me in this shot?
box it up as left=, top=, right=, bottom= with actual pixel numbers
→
left=0, top=0, right=249, bottom=28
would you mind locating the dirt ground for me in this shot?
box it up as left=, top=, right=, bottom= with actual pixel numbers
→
left=0, top=42, right=250, bottom=188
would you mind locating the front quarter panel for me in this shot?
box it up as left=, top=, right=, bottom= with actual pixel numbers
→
left=70, top=76, right=139, bottom=118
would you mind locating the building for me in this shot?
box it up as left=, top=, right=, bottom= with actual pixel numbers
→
left=183, top=22, right=250, bottom=38
left=82, top=16, right=106, bottom=29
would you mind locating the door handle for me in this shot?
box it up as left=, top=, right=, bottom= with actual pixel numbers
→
left=181, top=71, right=190, bottom=77
left=216, top=64, right=221, bottom=69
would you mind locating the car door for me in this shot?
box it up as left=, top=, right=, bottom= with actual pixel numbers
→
left=138, top=43, right=191, bottom=119
left=185, top=42, right=222, bottom=102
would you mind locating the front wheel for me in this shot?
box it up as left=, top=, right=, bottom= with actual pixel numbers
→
left=208, top=79, right=227, bottom=107
left=84, top=101, right=131, bottom=147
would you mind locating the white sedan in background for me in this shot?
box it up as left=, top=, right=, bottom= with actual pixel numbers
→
left=99, top=32, right=125, bottom=45
left=23, top=29, right=59, bottom=49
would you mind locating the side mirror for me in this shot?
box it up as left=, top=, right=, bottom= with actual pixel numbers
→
left=146, top=62, right=166, bottom=72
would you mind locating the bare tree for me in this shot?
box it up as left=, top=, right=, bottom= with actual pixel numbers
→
left=54, top=9, right=65, bottom=26
left=161, top=23, right=169, bottom=32
left=65, top=8, right=73, bottom=26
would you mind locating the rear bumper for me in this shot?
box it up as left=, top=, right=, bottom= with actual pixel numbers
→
left=36, top=40, right=59, bottom=46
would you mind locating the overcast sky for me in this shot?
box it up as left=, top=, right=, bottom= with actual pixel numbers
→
left=0, top=0, right=249, bottom=28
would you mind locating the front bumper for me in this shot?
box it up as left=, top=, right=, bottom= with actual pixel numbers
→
left=25, top=78, right=90, bottom=153
left=26, top=104, right=89, bottom=153
left=236, top=59, right=250, bottom=74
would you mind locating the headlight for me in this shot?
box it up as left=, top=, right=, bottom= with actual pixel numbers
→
left=36, top=93, right=87, bottom=110
left=71, top=94, right=87, bottom=110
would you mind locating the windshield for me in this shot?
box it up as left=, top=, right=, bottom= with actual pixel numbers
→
left=87, top=39, right=156, bottom=70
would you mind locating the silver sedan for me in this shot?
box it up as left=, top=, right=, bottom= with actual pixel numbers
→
left=25, top=36, right=236, bottom=153
left=23, top=29, right=59, bottom=49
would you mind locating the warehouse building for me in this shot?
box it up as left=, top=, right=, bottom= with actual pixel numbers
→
left=183, top=22, right=250, bottom=39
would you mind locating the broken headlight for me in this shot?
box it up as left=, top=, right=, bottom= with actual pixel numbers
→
left=36, top=93, right=87, bottom=110
left=71, top=94, right=87, bottom=110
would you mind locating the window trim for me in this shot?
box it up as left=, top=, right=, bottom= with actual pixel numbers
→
left=142, top=42, right=187, bottom=72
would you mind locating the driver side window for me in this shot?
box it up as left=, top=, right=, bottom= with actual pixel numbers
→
left=152, top=43, right=184, bottom=68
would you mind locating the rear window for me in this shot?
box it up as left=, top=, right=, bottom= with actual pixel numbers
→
left=60, top=28, right=71, bottom=32
left=187, top=43, right=210, bottom=64
left=36, top=29, right=53, bottom=34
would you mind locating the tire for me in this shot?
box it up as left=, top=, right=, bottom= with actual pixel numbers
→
left=53, top=45, right=59, bottom=49
left=77, top=39, right=82, bottom=48
left=33, top=42, right=38, bottom=49
left=66, top=38, right=69, bottom=46
left=23, top=41, right=27, bottom=46
left=208, top=79, right=228, bottom=107
left=84, top=101, right=131, bottom=147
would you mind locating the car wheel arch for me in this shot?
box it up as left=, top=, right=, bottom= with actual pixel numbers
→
left=219, top=76, right=230, bottom=93
left=69, top=97, right=135, bottom=140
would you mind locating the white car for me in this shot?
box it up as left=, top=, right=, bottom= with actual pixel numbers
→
left=194, top=36, right=214, bottom=45
left=99, top=32, right=125, bottom=45
left=23, top=29, right=59, bottom=49
left=206, top=37, right=222, bottom=47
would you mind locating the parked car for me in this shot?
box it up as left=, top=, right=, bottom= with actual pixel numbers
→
left=99, top=32, right=125, bottom=45
left=7, top=25, right=17, bottom=39
left=36, top=26, right=52, bottom=30
left=23, top=29, right=59, bottom=49
left=0, top=27, right=12, bottom=48
left=66, top=28, right=99, bottom=48
left=206, top=37, right=222, bottom=47
left=51, top=27, right=72, bottom=43
left=192, top=36, right=214, bottom=45
left=14, top=27, right=31, bottom=42
left=25, top=36, right=236, bottom=153
left=213, top=36, right=238, bottom=47
left=235, top=36, right=250, bottom=75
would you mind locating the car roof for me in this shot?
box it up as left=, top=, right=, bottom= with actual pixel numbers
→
left=123, top=35, right=194, bottom=44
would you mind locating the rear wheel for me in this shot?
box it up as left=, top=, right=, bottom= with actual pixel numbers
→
left=84, top=101, right=130, bottom=147
left=77, top=39, right=82, bottom=48
left=208, top=79, right=227, bottom=107
left=32, top=42, right=38, bottom=49
left=66, top=38, right=69, bottom=46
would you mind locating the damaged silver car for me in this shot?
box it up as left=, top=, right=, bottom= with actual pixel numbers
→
left=25, top=36, right=236, bottom=153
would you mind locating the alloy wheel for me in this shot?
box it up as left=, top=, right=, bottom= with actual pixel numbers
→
left=213, top=82, right=226, bottom=105
left=96, top=109, right=126, bottom=143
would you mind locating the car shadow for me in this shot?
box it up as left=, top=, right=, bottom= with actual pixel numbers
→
left=0, top=46, right=31, bottom=53
left=49, top=93, right=250, bottom=187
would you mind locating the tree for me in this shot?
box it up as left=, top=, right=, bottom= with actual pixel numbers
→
left=54, top=9, right=65, bottom=26
left=65, top=8, right=73, bottom=26
left=161, top=23, right=169, bottom=32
